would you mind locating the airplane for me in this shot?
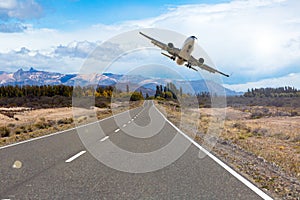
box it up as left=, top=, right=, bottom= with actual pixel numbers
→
left=139, top=32, right=229, bottom=77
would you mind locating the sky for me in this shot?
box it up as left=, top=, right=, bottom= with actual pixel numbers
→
left=0, top=0, right=299, bottom=91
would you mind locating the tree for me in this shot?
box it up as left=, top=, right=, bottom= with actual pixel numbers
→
left=180, top=87, right=183, bottom=97
left=130, top=92, right=144, bottom=101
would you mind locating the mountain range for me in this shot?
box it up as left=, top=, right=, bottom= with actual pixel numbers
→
left=0, top=68, right=241, bottom=96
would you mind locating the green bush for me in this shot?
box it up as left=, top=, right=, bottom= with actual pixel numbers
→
left=130, top=92, right=144, bottom=101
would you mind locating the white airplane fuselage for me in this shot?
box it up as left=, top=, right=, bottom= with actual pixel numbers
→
left=176, top=36, right=196, bottom=65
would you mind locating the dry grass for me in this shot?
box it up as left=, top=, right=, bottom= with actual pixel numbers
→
left=0, top=101, right=143, bottom=147
left=155, top=101, right=300, bottom=199
left=221, top=115, right=300, bottom=179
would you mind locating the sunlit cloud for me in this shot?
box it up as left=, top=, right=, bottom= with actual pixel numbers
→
left=0, top=0, right=43, bottom=20
left=0, top=0, right=299, bottom=90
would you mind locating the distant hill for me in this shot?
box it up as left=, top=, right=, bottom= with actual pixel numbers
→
left=0, top=68, right=240, bottom=96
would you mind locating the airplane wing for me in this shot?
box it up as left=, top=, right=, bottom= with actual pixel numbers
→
left=139, top=32, right=180, bottom=56
left=189, top=55, right=229, bottom=77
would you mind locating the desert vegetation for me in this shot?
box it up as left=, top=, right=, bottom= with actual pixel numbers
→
left=154, top=86, right=300, bottom=200
left=156, top=101, right=300, bottom=199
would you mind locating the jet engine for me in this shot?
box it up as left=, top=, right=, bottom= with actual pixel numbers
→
left=199, top=58, right=204, bottom=64
left=168, top=43, right=174, bottom=48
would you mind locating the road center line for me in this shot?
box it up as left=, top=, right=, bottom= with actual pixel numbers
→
left=100, top=136, right=109, bottom=142
left=128, top=121, right=131, bottom=124
left=65, top=150, right=86, bottom=163
left=114, top=128, right=120, bottom=133
left=123, top=124, right=127, bottom=127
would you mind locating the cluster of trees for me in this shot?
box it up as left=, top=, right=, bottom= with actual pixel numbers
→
left=154, top=83, right=182, bottom=100
left=73, top=85, right=119, bottom=97
left=0, top=85, right=73, bottom=98
left=2, top=84, right=299, bottom=108
left=244, top=87, right=300, bottom=97
left=0, top=85, right=123, bottom=98
left=0, top=84, right=147, bottom=108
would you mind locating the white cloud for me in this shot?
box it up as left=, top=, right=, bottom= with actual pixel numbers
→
left=0, top=0, right=17, bottom=9
left=0, top=40, right=131, bottom=74
left=0, top=0, right=300, bottom=90
left=0, top=43, right=86, bottom=74
left=54, top=41, right=99, bottom=58
left=0, top=0, right=42, bottom=20
left=135, top=0, right=300, bottom=77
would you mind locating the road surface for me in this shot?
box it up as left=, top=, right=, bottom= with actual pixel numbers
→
left=0, top=101, right=272, bottom=199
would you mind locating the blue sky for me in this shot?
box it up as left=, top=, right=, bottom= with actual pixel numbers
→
left=0, top=0, right=300, bottom=91
left=33, top=0, right=230, bottom=29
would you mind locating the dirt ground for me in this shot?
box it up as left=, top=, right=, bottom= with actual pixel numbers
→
left=0, top=107, right=73, bottom=126
left=156, top=102, right=300, bottom=200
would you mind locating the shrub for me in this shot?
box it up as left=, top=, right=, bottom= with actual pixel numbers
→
left=15, top=128, right=22, bottom=135
left=130, top=92, right=144, bottom=101
left=57, top=118, right=74, bottom=125
left=250, top=112, right=263, bottom=119
left=156, top=97, right=165, bottom=101
left=47, top=120, right=56, bottom=126
left=34, top=122, right=46, bottom=129
left=0, top=127, right=10, bottom=137
left=291, top=111, right=298, bottom=116
left=7, top=123, right=15, bottom=128
left=252, top=127, right=268, bottom=136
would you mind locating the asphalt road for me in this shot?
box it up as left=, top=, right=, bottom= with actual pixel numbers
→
left=0, top=101, right=272, bottom=199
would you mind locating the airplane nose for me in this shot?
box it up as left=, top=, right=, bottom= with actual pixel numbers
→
left=191, top=36, right=197, bottom=40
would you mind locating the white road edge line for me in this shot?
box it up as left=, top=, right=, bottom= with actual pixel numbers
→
left=100, top=136, right=109, bottom=142
left=114, top=128, right=120, bottom=133
left=65, top=150, right=86, bottom=163
left=0, top=106, right=140, bottom=150
left=153, top=103, right=273, bottom=200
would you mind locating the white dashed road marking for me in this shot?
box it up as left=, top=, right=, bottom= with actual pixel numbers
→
left=65, top=151, right=86, bottom=163
left=100, top=136, right=109, bottom=142
left=114, top=128, right=120, bottom=133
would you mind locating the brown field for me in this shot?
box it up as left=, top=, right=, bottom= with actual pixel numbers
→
left=0, top=101, right=142, bottom=147
left=156, top=101, right=300, bottom=200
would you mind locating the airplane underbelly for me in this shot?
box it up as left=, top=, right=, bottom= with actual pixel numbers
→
left=176, top=58, right=184, bottom=65
left=178, top=50, right=189, bottom=60
left=178, top=43, right=193, bottom=61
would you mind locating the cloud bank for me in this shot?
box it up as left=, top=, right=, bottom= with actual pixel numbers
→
left=0, top=0, right=43, bottom=21
left=0, top=0, right=299, bottom=91
left=0, top=0, right=42, bottom=33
